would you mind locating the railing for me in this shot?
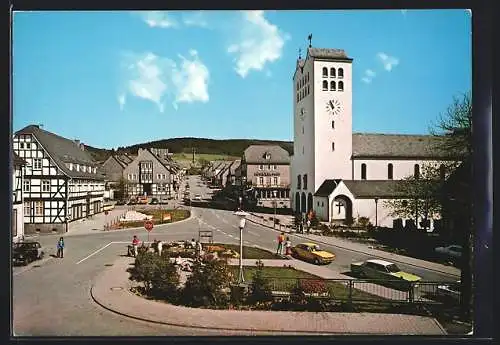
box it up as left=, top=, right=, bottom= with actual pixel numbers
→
left=260, top=277, right=459, bottom=306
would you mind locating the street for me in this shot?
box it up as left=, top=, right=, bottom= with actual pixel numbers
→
left=12, top=175, right=458, bottom=336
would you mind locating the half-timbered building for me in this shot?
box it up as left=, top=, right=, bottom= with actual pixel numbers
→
left=13, top=125, right=105, bottom=234
left=12, top=152, right=26, bottom=242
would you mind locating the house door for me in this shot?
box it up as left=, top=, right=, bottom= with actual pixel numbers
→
left=143, top=183, right=152, bottom=196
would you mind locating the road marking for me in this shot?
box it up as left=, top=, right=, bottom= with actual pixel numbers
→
left=76, top=242, right=114, bottom=265
left=247, top=230, right=259, bottom=236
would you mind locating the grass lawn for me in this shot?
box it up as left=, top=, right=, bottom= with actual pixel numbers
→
left=210, top=243, right=282, bottom=260
left=115, top=209, right=190, bottom=229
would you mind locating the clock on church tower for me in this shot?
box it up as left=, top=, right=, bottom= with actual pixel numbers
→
left=325, top=99, right=342, bottom=116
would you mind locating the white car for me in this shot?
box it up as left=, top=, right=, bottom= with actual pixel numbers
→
left=435, top=245, right=462, bottom=260
left=194, top=194, right=202, bottom=201
left=436, top=281, right=460, bottom=302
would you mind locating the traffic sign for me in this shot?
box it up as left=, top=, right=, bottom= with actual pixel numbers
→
left=144, top=220, right=154, bottom=231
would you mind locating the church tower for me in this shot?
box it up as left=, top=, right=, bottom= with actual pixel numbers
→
left=290, top=46, right=353, bottom=215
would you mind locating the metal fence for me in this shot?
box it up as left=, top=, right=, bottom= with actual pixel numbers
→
left=264, top=277, right=460, bottom=307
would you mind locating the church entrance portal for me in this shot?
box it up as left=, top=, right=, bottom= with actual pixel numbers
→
left=295, top=192, right=300, bottom=214
left=331, top=195, right=353, bottom=225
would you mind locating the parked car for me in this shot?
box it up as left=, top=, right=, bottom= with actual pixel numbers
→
left=149, top=198, right=159, bottom=205
left=435, top=244, right=462, bottom=261
left=290, top=242, right=336, bottom=265
left=12, top=242, right=44, bottom=266
left=351, top=259, right=421, bottom=289
left=194, top=194, right=202, bottom=201
left=436, top=280, right=461, bottom=303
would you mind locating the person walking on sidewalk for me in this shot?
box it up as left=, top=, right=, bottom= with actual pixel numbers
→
left=56, top=237, right=65, bottom=258
left=132, top=235, right=140, bottom=257
left=306, top=219, right=311, bottom=234
left=276, top=232, right=285, bottom=255
left=285, top=236, right=292, bottom=255
left=157, top=239, right=163, bottom=257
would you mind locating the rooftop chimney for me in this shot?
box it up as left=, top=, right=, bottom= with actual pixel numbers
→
left=80, top=143, right=85, bottom=151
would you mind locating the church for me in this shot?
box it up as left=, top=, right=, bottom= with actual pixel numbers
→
left=289, top=45, right=458, bottom=230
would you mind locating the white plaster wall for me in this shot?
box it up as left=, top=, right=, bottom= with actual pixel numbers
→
left=327, top=181, right=356, bottom=220
left=352, top=159, right=448, bottom=180
left=314, top=60, right=353, bottom=194
left=291, top=58, right=315, bottom=211
left=312, top=196, right=329, bottom=221
left=12, top=204, right=24, bottom=242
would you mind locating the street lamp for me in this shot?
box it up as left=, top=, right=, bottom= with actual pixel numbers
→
left=374, top=197, right=379, bottom=228
left=273, top=190, right=277, bottom=229
left=238, top=196, right=243, bottom=210
left=234, top=210, right=249, bottom=284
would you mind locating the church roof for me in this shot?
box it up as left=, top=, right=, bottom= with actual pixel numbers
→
left=352, top=133, right=458, bottom=159
left=243, top=145, right=290, bottom=164
left=343, top=180, right=410, bottom=198
left=314, top=179, right=342, bottom=197
left=308, top=47, right=352, bottom=61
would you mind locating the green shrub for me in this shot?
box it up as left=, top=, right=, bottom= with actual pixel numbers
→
left=181, top=259, right=233, bottom=308
left=248, top=260, right=273, bottom=304
left=356, top=216, right=372, bottom=228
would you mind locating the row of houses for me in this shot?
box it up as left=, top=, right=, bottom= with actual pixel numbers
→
left=11, top=125, right=184, bottom=240
left=202, top=145, right=292, bottom=208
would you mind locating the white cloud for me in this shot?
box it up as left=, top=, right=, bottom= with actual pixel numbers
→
left=182, top=11, right=208, bottom=28
left=362, top=77, right=372, bottom=84
left=377, top=52, right=400, bottom=71
left=361, top=69, right=377, bottom=84
left=228, top=10, right=289, bottom=78
left=141, top=11, right=178, bottom=28
left=118, top=94, right=126, bottom=111
left=171, top=49, right=210, bottom=103
left=365, top=69, right=376, bottom=78
left=120, top=49, right=210, bottom=112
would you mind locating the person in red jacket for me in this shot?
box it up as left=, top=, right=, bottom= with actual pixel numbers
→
left=132, top=235, right=140, bottom=257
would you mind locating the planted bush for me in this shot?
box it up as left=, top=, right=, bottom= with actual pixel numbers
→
left=248, top=260, right=273, bottom=305
left=298, top=279, right=328, bottom=295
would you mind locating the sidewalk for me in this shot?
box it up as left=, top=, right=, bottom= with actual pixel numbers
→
left=246, top=212, right=460, bottom=278
left=91, top=257, right=447, bottom=335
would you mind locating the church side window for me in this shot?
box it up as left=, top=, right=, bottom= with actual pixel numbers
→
left=331, top=142, right=335, bottom=151
left=361, top=163, right=367, bottom=180
left=338, top=81, right=344, bottom=91
left=297, top=175, right=302, bottom=189
left=322, top=80, right=328, bottom=91
left=303, top=174, right=308, bottom=189
left=322, top=67, right=328, bottom=77
left=338, top=68, right=344, bottom=78
left=388, top=163, right=394, bottom=180
left=330, top=68, right=336, bottom=77
left=332, top=121, right=335, bottom=129
left=414, top=164, right=420, bottom=179
left=330, top=81, right=336, bottom=91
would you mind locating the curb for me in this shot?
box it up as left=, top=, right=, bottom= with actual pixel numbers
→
left=246, top=215, right=459, bottom=278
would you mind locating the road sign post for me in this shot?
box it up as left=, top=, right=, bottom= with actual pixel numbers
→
left=144, top=220, right=154, bottom=242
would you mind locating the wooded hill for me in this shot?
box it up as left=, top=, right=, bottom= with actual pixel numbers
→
left=84, top=138, right=294, bottom=162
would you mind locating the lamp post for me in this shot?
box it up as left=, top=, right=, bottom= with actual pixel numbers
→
left=238, top=196, right=243, bottom=210
left=273, top=190, right=277, bottom=229
left=374, top=197, right=379, bottom=228
left=234, top=210, right=249, bottom=284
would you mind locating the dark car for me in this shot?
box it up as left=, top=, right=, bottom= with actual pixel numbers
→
left=12, top=242, right=44, bottom=266
left=149, top=198, right=159, bottom=205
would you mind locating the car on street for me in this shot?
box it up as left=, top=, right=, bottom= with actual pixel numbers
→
left=149, top=198, right=159, bottom=205
left=194, top=194, right=202, bottom=201
left=436, top=280, right=461, bottom=303
left=12, top=241, right=44, bottom=265
left=435, top=244, right=462, bottom=261
left=351, top=259, right=421, bottom=289
left=290, top=242, right=336, bottom=265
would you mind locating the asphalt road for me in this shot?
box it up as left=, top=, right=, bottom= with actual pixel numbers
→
left=12, top=175, right=457, bottom=336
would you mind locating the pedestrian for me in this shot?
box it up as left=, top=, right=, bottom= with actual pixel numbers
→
left=132, top=235, right=140, bottom=257
left=306, top=219, right=311, bottom=234
left=190, top=238, right=196, bottom=249
left=157, top=239, right=163, bottom=257
left=56, top=237, right=65, bottom=258
left=276, top=232, right=285, bottom=255
left=285, top=236, right=292, bottom=255
left=196, top=240, right=203, bottom=258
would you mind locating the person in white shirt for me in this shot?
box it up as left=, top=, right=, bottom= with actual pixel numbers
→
left=190, top=238, right=196, bottom=249
left=157, top=240, right=163, bottom=257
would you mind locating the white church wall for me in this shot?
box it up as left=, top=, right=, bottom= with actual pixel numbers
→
left=314, top=60, right=353, bottom=193
left=353, top=198, right=394, bottom=228
left=352, top=159, right=448, bottom=180
left=327, top=181, right=356, bottom=221
left=312, top=196, right=328, bottom=220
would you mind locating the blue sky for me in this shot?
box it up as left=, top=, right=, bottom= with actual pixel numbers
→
left=13, top=10, right=471, bottom=149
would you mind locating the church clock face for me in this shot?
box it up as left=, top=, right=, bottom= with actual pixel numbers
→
left=298, top=107, right=306, bottom=121
left=325, top=99, right=342, bottom=116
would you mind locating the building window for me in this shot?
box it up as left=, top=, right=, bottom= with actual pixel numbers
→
left=76, top=164, right=80, bottom=172
left=388, top=163, right=394, bottom=180
left=303, top=174, right=308, bottom=189
left=338, top=81, right=344, bottom=91
left=330, top=81, right=336, bottom=91
left=42, top=180, right=50, bottom=192
left=26, top=143, right=31, bottom=149
left=82, top=166, right=86, bottom=173
left=322, top=80, right=328, bottom=90
left=338, top=68, right=344, bottom=78
left=322, top=67, right=328, bottom=77
left=307, top=85, right=309, bottom=95
left=330, top=67, right=336, bottom=78
left=273, top=177, right=278, bottom=185
left=361, top=163, right=367, bottom=180
left=259, top=165, right=263, bottom=170
left=296, top=93, right=299, bottom=102
left=331, top=142, right=335, bottom=151
left=259, top=177, right=264, bottom=185
left=296, top=82, right=299, bottom=90
left=332, top=121, right=335, bottom=129
left=273, top=165, right=277, bottom=170
left=23, top=180, right=30, bottom=192
left=267, top=164, right=271, bottom=170
left=33, top=158, right=42, bottom=170
left=35, top=201, right=43, bottom=216
left=414, top=164, right=420, bottom=179
left=20, top=143, right=24, bottom=149
left=297, top=175, right=302, bottom=189
left=24, top=202, right=30, bottom=216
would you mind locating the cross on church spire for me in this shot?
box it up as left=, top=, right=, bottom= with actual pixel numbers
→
left=298, top=48, right=302, bottom=59
left=307, top=34, right=312, bottom=48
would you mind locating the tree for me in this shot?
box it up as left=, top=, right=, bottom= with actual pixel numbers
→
left=248, top=260, right=272, bottom=305
left=115, top=176, right=130, bottom=201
